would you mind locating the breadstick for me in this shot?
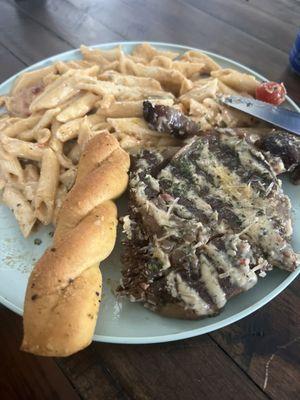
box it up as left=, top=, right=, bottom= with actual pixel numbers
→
left=21, top=132, right=130, bottom=356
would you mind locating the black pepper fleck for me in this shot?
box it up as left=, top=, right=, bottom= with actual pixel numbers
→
left=50, top=247, right=56, bottom=252
left=31, top=294, right=38, bottom=301
left=95, top=291, right=100, bottom=296
left=48, top=231, right=54, bottom=237
left=34, top=238, right=42, bottom=245
left=68, top=278, right=74, bottom=284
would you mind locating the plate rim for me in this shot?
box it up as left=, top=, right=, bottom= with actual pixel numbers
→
left=0, top=41, right=299, bottom=344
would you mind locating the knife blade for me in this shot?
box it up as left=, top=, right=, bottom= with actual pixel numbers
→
left=220, top=95, right=300, bottom=136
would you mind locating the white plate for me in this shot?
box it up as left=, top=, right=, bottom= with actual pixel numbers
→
left=0, top=42, right=299, bottom=344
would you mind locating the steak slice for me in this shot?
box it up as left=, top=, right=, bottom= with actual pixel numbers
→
left=143, top=100, right=199, bottom=138
left=119, top=132, right=298, bottom=319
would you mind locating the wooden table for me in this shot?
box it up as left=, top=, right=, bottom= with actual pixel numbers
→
left=0, top=1, right=299, bottom=399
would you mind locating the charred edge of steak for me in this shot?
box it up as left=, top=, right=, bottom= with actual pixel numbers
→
left=143, top=100, right=199, bottom=138
left=120, top=227, right=259, bottom=319
left=257, top=131, right=300, bottom=171
left=290, top=164, right=300, bottom=185
left=131, top=149, right=171, bottom=181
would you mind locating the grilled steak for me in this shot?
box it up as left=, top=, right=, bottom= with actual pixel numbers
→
left=119, top=132, right=298, bottom=319
left=143, top=100, right=199, bottom=138
left=258, top=130, right=300, bottom=171
left=143, top=100, right=300, bottom=181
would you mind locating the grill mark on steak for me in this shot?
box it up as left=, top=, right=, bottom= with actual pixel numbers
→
left=132, top=150, right=165, bottom=178
left=207, top=135, right=241, bottom=170
left=120, top=133, right=298, bottom=320
left=208, top=135, right=275, bottom=193
left=183, top=139, right=296, bottom=269
left=158, top=137, right=294, bottom=269
left=169, top=145, right=244, bottom=232
left=205, top=197, right=241, bottom=230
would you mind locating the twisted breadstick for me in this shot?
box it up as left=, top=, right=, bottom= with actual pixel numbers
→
left=21, top=132, right=130, bottom=356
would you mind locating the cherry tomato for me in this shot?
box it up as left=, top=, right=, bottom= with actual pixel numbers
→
left=255, top=82, right=287, bottom=105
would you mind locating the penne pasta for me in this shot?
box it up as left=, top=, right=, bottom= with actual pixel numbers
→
left=52, top=184, right=68, bottom=225
left=0, top=144, right=24, bottom=183
left=36, top=128, right=52, bottom=144
left=150, top=55, right=173, bottom=69
left=97, top=98, right=174, bottom=118
left=180, top=78, right=219, bottom=108
left=2, top=115, right=41, bottom=138
left=77, top=116, right=95, bottom=150
left=59, top=167, right=77, bottom=190
left=0, top=115, right=13, bottom=131
left=121, top=58, right=192, bottom=95
left=34, top=148, right=60, bottom=225
left=56, top=92, right=98, bottom=123
left=0, top=95, right=5, bottom=107
left=11, top=65, right=55, bottom=95
left=99, top=70, right=162, bottom=90
left=32, top=107, right=61, bottom=132
left=0, top=176, right=5, bottom=191
left=24, top=164, right=39, bottom=182
left=180, top=50, right=221, bottom=72
left=172, top=60, right=206, bottom=78
left=23, top=181, right=38, bottom=202
left=30, top=67, right=99, bottom=112
left=0, top=42, right=265, bottom=236
left=76, top=77, right=174, bottom=102
left=108, top=117, right=180, bottom=150
left=108, top=117, right=166, bottom=138
left=56, top=114, right=104, bottom=142
left=132, top=43, right=179, bottom=62
left=2, top=186, right=36, bottom=237
left=1, top=136, right=44, bottom=161
left=67, top=143, right=81, bottom=165
left=80, top=44, right=123, bottom=63
left=42, top=71, right=59, bottom=86
left=211, top=69, right=260, bottom=95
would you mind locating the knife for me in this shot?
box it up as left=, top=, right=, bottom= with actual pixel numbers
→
left=220, top=95, right=300, bottom=136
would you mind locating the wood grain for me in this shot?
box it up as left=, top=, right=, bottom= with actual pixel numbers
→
left=0, top=43, right=27, bottom=81
left=211, top=279, right=300, bottom=400
left=0, top=0, right=70, bottom=65
left=0, top=306, right=80, bottom=400
left=10, top=0, right=123, bottom=47
left=56, top=348, right=131, bottom=400
left=89, top=337, right=269, bottom=400
left=184, top=0, right=298, bottom=53
left=241, top=0, right=300, bottom=27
